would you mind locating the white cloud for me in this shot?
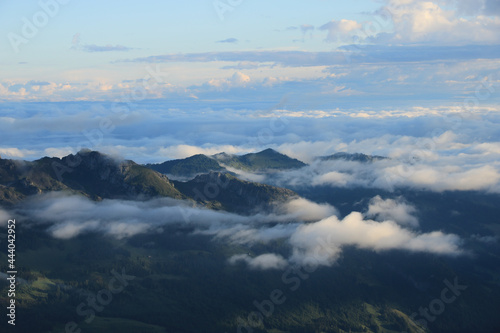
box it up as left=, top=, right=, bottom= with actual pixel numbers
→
left=207, top=72, right=251, bottom=91
left=312, top=171, right=354, bottom=187
left=229, top=253, right=288, bottom=270
left=156, top=144, right=250, bottom=160
left=270, top=128, right=500, bottom=193
left=0, top=148, right=36, bottom=158
left=49, top=220, right=99, bottom=239
left=12, top=193, right=464, bottom=270
left=279, top=197, right=338, bottom=222
left=366, top=196, right=419, bottom=227
left=289, top=212, right=462, bottom=266
left=384, top=0, right=500, bottom=44
left=320, top=19, right=362, bottom=42
left=0, top=209, right=11, bottom=227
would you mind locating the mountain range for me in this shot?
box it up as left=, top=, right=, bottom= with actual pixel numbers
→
left=145, top=148, right=307, bottom=177
left=319, top=152, right=388, bottom=163
left=0, top=149, right=302, bottom=213
left=0, top=148, right=392, bottom=210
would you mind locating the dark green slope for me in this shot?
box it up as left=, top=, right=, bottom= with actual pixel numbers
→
left=146, top=148, right=307, bottom=177
left=0, top=150, right=185, bottom=204
left=174, top=171, right=297, bottom=213
left=1, top=151, right=297, bottom=211
left=320, top=152, right=388, bottom=163
left=0, top=158, right=69, bottom=205
left=213, top=148, right=307, bottom=171
left=146, top=154, right=226, bottom=177
left=57, top=150, right=184, bottom=200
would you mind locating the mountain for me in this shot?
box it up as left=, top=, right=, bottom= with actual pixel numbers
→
left=145, top=154, right=226, bottom=177
left=0, top=150, right=297, bottom=213
left=144, top=148, right=307, bottom=178
left=319, top=152, right=388, bottom=163
left=0, top=149, right=185, bottom=204
left=0, top=157, right=69, bottom=205
left=212, top=148, right=307, bottom=171
left=174, top=171, right=297, bottom=213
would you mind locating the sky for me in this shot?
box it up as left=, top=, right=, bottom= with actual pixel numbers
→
left=0, top=0, right=499, bottom=172
left=1, top=0, right=499, bottom=103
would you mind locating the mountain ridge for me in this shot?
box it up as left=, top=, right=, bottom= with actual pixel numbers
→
left=319, top=152, right=388, bottom=163
left=145, top=148, right=308, bottom=178
left=0, top=150, right=297, bottom=213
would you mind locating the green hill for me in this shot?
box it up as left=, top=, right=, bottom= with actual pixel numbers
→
left=0, top=150, right=185, bottom=204
left=212, top=148, right=307, bottom=171
left=319, top=152, right=388, bottom=163
left=146, top=154, right=226, bottom=177
left=174, top=171, right=297, bottom=213
left=0, top=151, right=297, bottom=213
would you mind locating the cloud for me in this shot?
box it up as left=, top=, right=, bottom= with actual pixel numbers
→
left=70, top=33, right=133, bottom=52
left=5, top=46, right=499, bottom=103
left=0, top=209, right=12, bottom=227
left=300, top=24, right=315, bottom=34
left=49, top=220, right=100, bottom=239
left=229, top=253, right=288, bottom=270
left=206, top=72, right=251, bottom=90
left=312, top=171, right=354, bottom=187
left=382, top=0, right=500, bottom=44
left=0, top=148, right=36, bottom=158
left=366, top=196, right=419, bottom=228
left=269, top=127, right=500, bottom=193
left=156, top=144, right=250, bottom=160
left=15, top=193, right=302, bottom=241
left=289, top=212, right=462, bottom=266
left=221, top=61, right=261, bottom=70
left=216, top=38, right=238, bottom=43
left=484, top=0, right=500, bottom=15
left=279, top=198, right=338, bottom=222
left=12, top=192, right=464, bottom=269
left=441, top=0, right=500, bottom=16
left=81, top=44, right=133, bottom=52
left=26, top=80, right=50, bottom=87
left=471, top=234, right=497, bottom=243
left=3, top=101, right=500, bottom=193
left=320, top=19, right=362, bottom=42
left=118, top=46, right=500, bottom=69
left=119, top=50, right=347, bottom=67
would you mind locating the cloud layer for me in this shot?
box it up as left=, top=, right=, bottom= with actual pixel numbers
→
left=289, top=212, right=462, bottom=266
left=6, top=192, right=463, bottom=270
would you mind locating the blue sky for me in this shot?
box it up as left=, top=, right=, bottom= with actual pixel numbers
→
left=1, top=0, right=378, bottom=83
left=1, top=0, right=500, bottom=182
left=2, top=0, right=498, bottom=103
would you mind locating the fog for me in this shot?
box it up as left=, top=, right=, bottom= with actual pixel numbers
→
left=6, top=192, right=464, bottom=270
